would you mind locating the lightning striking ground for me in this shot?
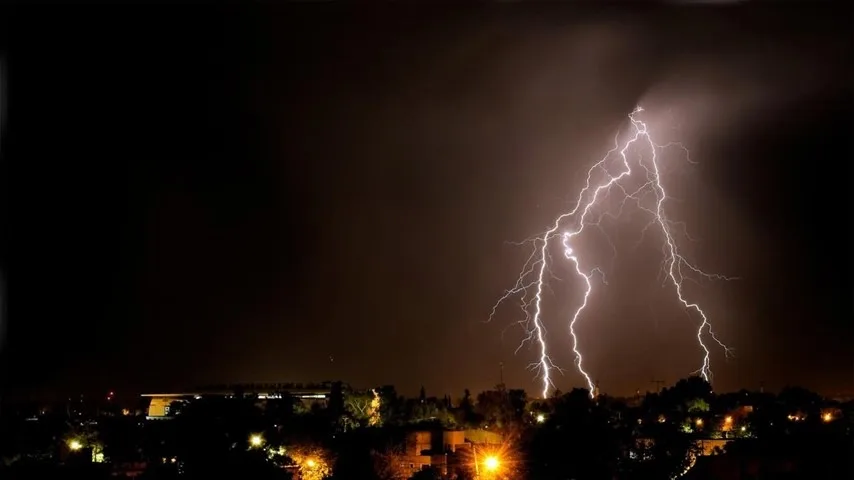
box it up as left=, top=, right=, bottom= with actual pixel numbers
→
left=491, top=106, right=734, bottom=398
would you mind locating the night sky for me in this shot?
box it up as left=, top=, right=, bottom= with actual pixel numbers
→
left=1, top=4, right=851, bottom=400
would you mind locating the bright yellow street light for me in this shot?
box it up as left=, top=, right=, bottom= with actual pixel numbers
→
left=695, top=418, right=704, bottom=427
left=249, top=434, right=264, bottom=448
left=68, top=439, right=83, bottom=451
left=724, top=416, right=733, bottom=424
left=306, top=459, right=317, bottom=468
left=822, top=412, right=833, bottom=423
left=483, top=455, right=500, bottom=472
left=536, top=413, right=546, bottom=424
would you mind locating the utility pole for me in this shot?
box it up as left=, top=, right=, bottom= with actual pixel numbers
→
left=498, top=362, right=505, bottom=390
left=651, top=379, right=664, bottom=393
left=473, top=444, right=480, bottom=479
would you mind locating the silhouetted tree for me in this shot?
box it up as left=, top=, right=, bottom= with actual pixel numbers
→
left=475, top=388, right=516, bottom=431
left=328, top=382, right=345, bottom=420
left=661, top=376, right=713, bottom=415
left=460, top=389, right=473, bottom=412
left=410, top=466, right=442, bottom=480
left=329, top=428, right=382, bottom=480
left=377, top=386, right=404, bottom=425
left=685, top=397, right=710, bottom=414
left=508, top=389, right=527, bottom=424
left=171, top=396, right=270, bottom=477
left=406, top=397, right=456, bottom=428
left=724, top=424, right=853, bottom=480
left=625, top=421, right=699, bottom=480
left=370, top=444, right=408, bottom=480
left=778, top=386, right=822, bottom=416
left=457, top=389, right=480, bottom=428
left=525, top=388, right=625, bottom=480
left=343, top=390, right=379, bottom=429
left=99, top=417, right=141, bottom=463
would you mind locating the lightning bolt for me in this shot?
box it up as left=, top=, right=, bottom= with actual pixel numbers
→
left=491, top=106, right=734, bottom=398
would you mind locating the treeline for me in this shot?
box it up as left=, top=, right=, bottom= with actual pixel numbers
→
left=1, top=377, right=851, bottom=480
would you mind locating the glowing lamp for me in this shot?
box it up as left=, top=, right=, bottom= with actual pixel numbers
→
left=483, top=455, right=500, bottom=472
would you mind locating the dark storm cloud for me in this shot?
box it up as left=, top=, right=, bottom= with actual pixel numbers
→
left=250, top=7, right=850, bottom=396
left=252, top=11, right=668, bottom=395
left=236, top=1, right=846, bottom=392
left=610, top=9, right=853, bottom=394
left=3, top=5, right=850, bottom=398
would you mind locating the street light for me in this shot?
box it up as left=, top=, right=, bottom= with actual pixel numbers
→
left=822, top=412, right=833, bottom=423
left=536, top=413, right=546, bottom=424
left=306, top=459, right=317, bottom=468
left=249, top=434, right=264, bottom=448
left=68, top=439, right=83, bottom=451
left=473, top=447, right=503, bottom=479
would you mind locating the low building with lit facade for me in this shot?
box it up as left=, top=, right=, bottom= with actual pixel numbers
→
left=141, top=383, right=334, bottom=419
left=390, top=429, right=504, bottom=478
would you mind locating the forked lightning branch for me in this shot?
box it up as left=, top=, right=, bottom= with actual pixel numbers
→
left=491, top=107, right=735, bottom=399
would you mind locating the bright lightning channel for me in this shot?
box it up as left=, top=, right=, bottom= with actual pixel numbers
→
left=490, top=106, right=734, bottom=399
